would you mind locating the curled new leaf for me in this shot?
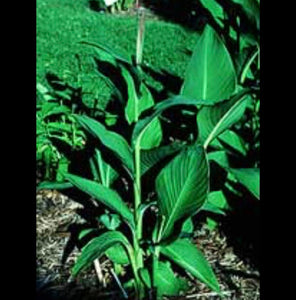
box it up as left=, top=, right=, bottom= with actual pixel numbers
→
left=122, top=67, right=162, bottom=149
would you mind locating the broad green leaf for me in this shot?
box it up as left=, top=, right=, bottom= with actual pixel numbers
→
left=132, top=95, right=214, bottom=147
left=160, top=239, right=220, bottom=292
left=106, top=244, right=130, bottom=265
left=156, top=145, right=209, bottom=241
left=64, top=173, right=135, bottom=228
left=197, top=90, right=250, bottom=148
left=75, top=115, right=134, bottom=174
left=202, top=191, right=229, bottom=215
left=202, top=203, right=225, bottom=216
left=138, top=85, right=162, bottom=149
left=72, top=231, right=131, bottom=276
left=122, top=67, right=140, bottom=125
left=181, top=25, right=236, bottom=103
left=139, top=262, right=188, bottom=297
left=207, top=150, right=229, bottom=169
left=80, top=41, right=131, bottom=65
left=218, top=130, right=247, bottom=156
left=229, top=168, right=260, bottom=199
left=140, top=142, right=184, bottom=176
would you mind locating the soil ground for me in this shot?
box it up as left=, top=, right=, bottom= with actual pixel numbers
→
left=36, top=190, right=260, bottom=300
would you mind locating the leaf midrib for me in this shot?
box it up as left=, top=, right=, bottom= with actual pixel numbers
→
left=160, top=155, right=197, bottom=240
left=164, top=246, right=216, bottom=290
left=204, top=95, right=247, bottom=149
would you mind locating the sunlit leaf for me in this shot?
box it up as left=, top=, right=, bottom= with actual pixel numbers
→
left=182, top=25, right=236, bottom=103
left=160, top=238, right=220, bottom=292
left=156, top=145, right=209, bottom=241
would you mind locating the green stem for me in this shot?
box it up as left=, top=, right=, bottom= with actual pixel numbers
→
left=152, top=218, right=164, bottom=296
left=127, top=246, right=144, bottom=299
left=132, top=138, right=145, bottom=299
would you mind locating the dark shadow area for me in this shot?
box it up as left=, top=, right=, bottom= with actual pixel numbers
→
left=142, top=0, right=238, bottom=35
left=220, top=184, right=260, bottom=269
left=45, top=72, right=93, bottom=115
left=89, top=0, right=106, bottom=13
left=141, top=66, right=183, bottom=100
left=143, top=0, right=207, bottom=31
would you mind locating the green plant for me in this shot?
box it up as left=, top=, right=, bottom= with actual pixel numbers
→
left=36, top=82, right=86, bottom=182
left=55, top=18, right=259, bottom=298
left=54, top=44, right=222, bottom=298
left=37, top=0, right=259, bottom=296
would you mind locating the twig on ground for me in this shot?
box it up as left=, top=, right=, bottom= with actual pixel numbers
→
left=94, top=258, right=106, bottom=287
left=110, top=268, right=128, bottom=299
left=186, top=290, right=233, bottom=299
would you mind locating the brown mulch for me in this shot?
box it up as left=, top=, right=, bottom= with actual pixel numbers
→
left=36, top=190, right=259, bottom=300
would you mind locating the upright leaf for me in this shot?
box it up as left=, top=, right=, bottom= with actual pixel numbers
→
left=181, top=25, right=237, bottom=103
left=93, top=148, right=118, bottom=187
left=123, top=67, right=162, bottom=149
left=72, top=231, right=131, bottom=276
left=160, top=239, right=220, bottom=292
left=156, top=145, right=209, bottom=241
left=75, top=115, right=134, bottom=174
left=138, top=85, right=162, bottom=149
left=65, top=173, right=135, bottom=228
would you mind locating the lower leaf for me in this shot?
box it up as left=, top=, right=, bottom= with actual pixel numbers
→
left=160, top=238, right=220, bottom=292
left=72, top=231, right=132, bottom=277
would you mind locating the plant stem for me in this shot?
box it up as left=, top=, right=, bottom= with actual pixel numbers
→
left=132, top=138, right=145, bottom=298
left=136, top=6, right=146, bottom=66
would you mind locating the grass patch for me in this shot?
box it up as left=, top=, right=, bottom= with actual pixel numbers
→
left=37, top=0, right=198, bottom=107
